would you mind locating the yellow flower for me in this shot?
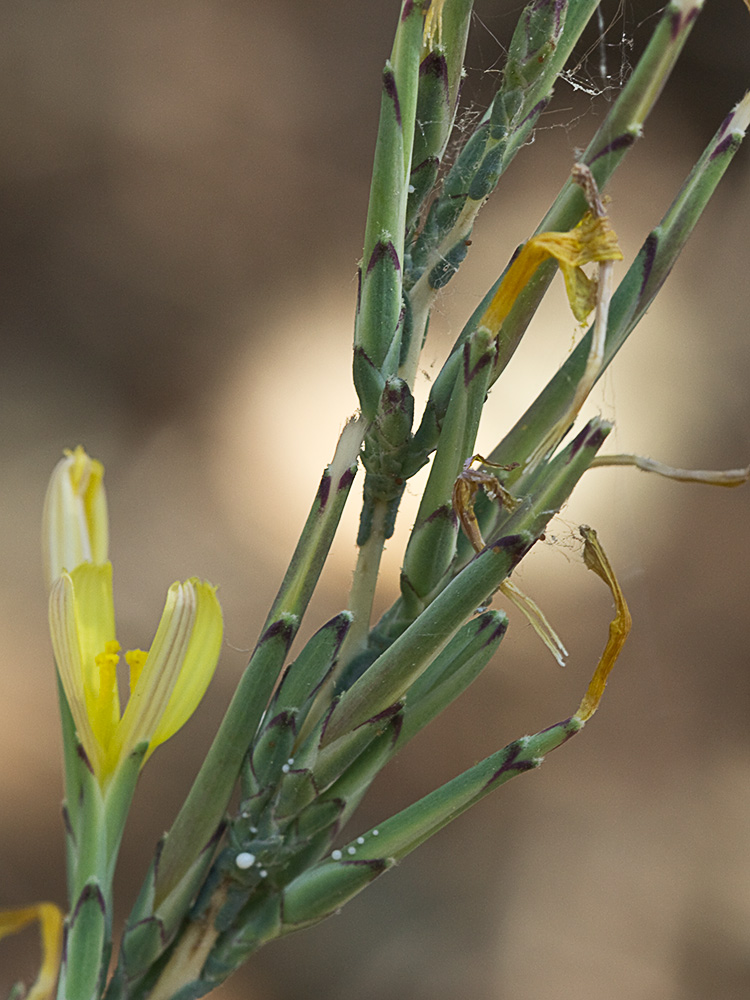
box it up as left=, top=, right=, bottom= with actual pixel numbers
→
left=49, top=562, right=223, bottom=786
left=42, top=446, right=108, bottom=589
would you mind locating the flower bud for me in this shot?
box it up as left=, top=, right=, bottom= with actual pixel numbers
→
left=42, top=446, right=108, bottom=589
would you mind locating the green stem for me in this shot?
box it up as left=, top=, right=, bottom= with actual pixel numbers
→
left=341, top=498, right=389, bottom=666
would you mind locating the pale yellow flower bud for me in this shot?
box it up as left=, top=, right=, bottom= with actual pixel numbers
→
left=42, top=445, right=108, bottom=589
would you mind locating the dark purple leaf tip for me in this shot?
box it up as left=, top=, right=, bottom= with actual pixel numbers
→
left=423, top=502, right=456, bottom=527
left=319, top=696, right=341, bottom=745
left=73, top=882, right=106, bottom=921
left=554, top=0, right=565, bottom=32
left=124, top=916, right=167, bottom=954
left=202, top=820, right=227, bottom=855
left=338, top=466, right=357, bottom=492
left=383, top=68, right=402, bottom=128
left=639, top=232, right=658, bottom=297
left=260, top=617, right=297, bottom=652
left=366, top=239, right=401, bottom=276
left=716, top=110, right=734, bottom=142
left=353, top=344, right=377, bottom=371
left=711, top=133, right=739, bottom=161
left=536, top=717, right=578, bottom=748
left=590, top=132, right=636, bottom=163
left=463, top=338, right=494, bottom=386
left=411, top=154, right=440, bottom=177
left=584, top=422, right=609, bottom=452
left=490, top=533, right=531, bottom=561
left=317, top=470, right=332, bottom=511
left=361, top=701, right=403, bottom=728
left=477, top=612, right=509, bottom=646
left=62, top=805, right=74, bottom=839
left=340, top=856, right=389, bottom=876
left=485, top=739, right=537, bottom=787
left=76, top=742, right=94, bottom=775
left=264, top=709, right=296, bottom=733
left=399, top=569, right=419, bottom=600
left=566, top=421, right=594, bottom=463
left=382, top=378, right=409, bottom=413
left=331, top=613, right=353, bottom=649
left=522, top=97, right=550, bottom=128
left=420, top=51, right=449, bottom=97
left=671, top=6, right=699, bottom=41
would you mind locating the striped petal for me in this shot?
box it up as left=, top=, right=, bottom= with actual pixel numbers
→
left=49, top=564, right=119, bottom=777
left=112, top=579, right=223, bottom=769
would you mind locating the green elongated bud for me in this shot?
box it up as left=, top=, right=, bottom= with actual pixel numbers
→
left=353, top=345, right=387, bottom=421
left=407, top=54, right=451, bottom=231
left=59, top=881, right=108, bottom=1000
left=506, top=0, right=565, bottom=86
left=400, top=327, right=497, bottom=616
left=196, top=840, right=389, bottom=992
left=312, top=702, right=403, bottom=793
left=426, top=236, right=471, bottom=290
left=269, top=715, right=582, bottom=944
left=100, top=741, right=148, bottom=875
left=271, top=765, right=319, bottom=823
left=280, top=855, right=394, bottom=931
left=409, top=122, right=488, bottom=280
left=269, top=611, right=352, bottom=725
left=358, top=376, right=415, bottom=545
left=243, top=709, right=299, bottom=811
left=355, top=234, right=405, bottom=381
left=56, top=676, right=89, bottom=892
left=398, top=610, right=508, bottom=746
left=354, top=3, right=425, bottom=415
left=326, top=716, right=583, bottom=869
left=399, top=500, right=457, bottom=620
left=406, top=0, right=474, bottom=231
left=427, top=0, right=474, bottom=110
left=271, top=727, right=328, bottom=826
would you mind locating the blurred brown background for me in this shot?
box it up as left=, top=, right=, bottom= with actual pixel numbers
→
left=1, top=1, right=749, bottom=997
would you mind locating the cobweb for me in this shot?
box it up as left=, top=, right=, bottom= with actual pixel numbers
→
left=446, top=0, right=642, bottom=148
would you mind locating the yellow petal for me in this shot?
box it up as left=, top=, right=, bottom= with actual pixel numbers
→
left=478, top=211, right=623, bottom=333
left=69, top=563, right=120, bottom=753
left=49, top=564, right=120, bottom=777
left=423, top=0, right=445, bottom=48
left=42, top=446, right=108, bottom=589
left=574, top=526, right=632, bottom=723
left=112, top=579, right=223, bottom=767
left=0, top=902, right=63, bottom=1000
